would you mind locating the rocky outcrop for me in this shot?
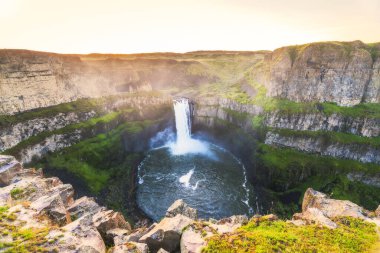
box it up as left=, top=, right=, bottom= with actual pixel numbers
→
left=0, top=111, right=96, bottom=152
left=166, top=199, right=198, bottom=220
left=264, top=41, right=380, bottom=106
left=0, top=155, right=133, bottom=252
left=265, top=131, right=380, bottom=164
left=19, top=130, right=82, bottom=164
left=0, top=155, right=22, bottom=185
left=0, top=155, right=378, bottom=252
left=292, top=188, right=380, bottom=228
left=193, top=97, right=262, bottom=131
left=265, top=112, right=380, bottom=137
left=139, top=214, right=194, bottom=252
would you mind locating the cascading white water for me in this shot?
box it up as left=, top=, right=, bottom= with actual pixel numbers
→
left=137, top=97, right=256, bottom=220
left=170, top=98, right=209, bottom=155
left=173, top=98, right=192, bottom=147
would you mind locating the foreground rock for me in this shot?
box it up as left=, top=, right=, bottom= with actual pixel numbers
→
left=292, top=188, right=380, bottom=228
left=165, top=199, right=198, bottom=220
left=1, top=155, right=378, bottom=252
left=139, top=214, right=193, bottom=252
left=0, top=155, right=132, bottom=253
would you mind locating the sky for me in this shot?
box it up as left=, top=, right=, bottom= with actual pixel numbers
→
left=0, top=0, right=379, bottom=54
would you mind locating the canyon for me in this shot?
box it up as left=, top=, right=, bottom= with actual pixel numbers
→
left=0, top=40, right=380, bottom=252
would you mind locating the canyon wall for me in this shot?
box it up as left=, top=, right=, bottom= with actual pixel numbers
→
left=2, top=41, right=378, bottom=115
left=0, top=50, right=220, bottom=114
left=262, top=41, right=380, bottom=106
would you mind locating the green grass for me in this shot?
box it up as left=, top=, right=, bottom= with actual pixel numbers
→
left=10, top=188, right=23, bottom=200
left=255, top=144, right=380, bottom=216
left=203, top=216, right=378, bottom=253
left=257, top=144, right=380, bottom=174
left=0, top=205, right=52, bottom=253
left=272, top=128, right=380, bottom=148
left=33, top=120, right=155, bottom=193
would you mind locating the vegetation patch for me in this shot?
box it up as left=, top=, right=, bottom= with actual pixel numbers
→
left=203, top=216, right=378, bottom=253
left=33, top=120, right=156, bottom=193
left=10, top=188, right=24, bottom=200
left=0, top=205, right=52, bottom=253
left=2, top=110, right=130, bottom=157
left=255, top=144, right=380, bottom=217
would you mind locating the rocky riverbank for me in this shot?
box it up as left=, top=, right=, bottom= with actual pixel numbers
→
left=0, top=155, right=379, bottom=252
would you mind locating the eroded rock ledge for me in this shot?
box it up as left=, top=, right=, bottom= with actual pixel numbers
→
left=0, top=155, right=379, bottom=252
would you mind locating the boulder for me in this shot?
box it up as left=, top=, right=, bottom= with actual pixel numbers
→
left=49, top=217, right=106, bottom=253
left=139, top=214, right=193, bottom=252
left=111, top=242, right=149, bottom=253
left=157, top=248, right=170, bottom=253
left=92, top=210, right=132, bottom=241
left=120, top=224, right=156, bottom=244
left=166, top=199, right=197, bottom=220
left=180, top=226, right=207, bottom=253
left=67, top=196, right=105, bottom=219
left=50, top=184, right=75, bottom=207
left=293, top=208, right=337, bottom=229
left=30, top=192, right=68, bottom=226
left=302, top=188, right=367, bottom=219
left=0, top=155, right=22, bottom=185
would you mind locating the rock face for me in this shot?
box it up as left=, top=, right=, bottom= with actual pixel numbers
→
left=19, top=130, right=82, bottom=164
left=265, top=112, right=380, bottom=137
left=292, top=188, right=380, bottom=228
left=0, top=111, right=96, bottom=152
left=264, top=41, right=380, bottom=106
left=0, top=155, right=22, bottom=185
left=265, top=131, right=380, bottom=164
left=0, top=50, right=213, bottom=115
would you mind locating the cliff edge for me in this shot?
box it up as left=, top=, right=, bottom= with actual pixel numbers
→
left=0, top=155, right=379, bottom=252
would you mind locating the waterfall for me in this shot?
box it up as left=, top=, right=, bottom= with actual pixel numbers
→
left=170, top=98, right=209, bottom=155
left=173, top=98, right=192, bottom=147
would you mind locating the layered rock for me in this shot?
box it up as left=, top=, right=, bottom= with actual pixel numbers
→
left=265, top=131, right=380, bottom=164
left=265, top=111, right=380, bottom=137
left=0, top=111, right=96, bottom=152
left=0, top=49, right=213, bottom=115
left=18, top=130, right=82, bottom=164
left=264, top=41, right=380, bottom=106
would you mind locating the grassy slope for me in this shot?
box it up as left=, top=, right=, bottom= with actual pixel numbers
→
left=34, top=120, right=154, bottom=193
left=256, top=144, right=380, bottom=217
left=203, top=216, right=378, bottom=253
